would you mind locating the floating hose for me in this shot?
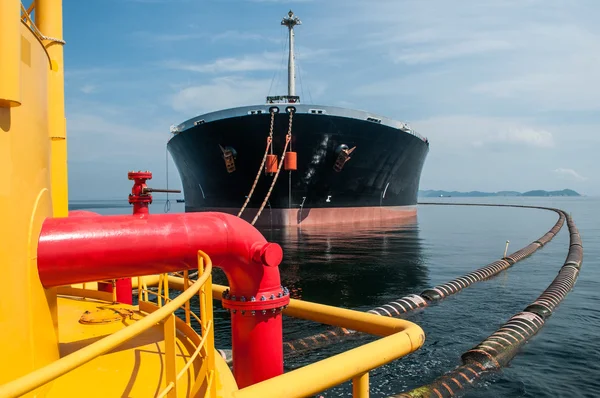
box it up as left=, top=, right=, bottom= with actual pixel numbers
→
left=392, top=211, right=582, bottom=398
left=283, top=204, right=565, bottom=356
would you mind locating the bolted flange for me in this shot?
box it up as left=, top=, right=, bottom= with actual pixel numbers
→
left=222, top=285, right=290, bottom=315
left=128, top=171, right=153, bottom=211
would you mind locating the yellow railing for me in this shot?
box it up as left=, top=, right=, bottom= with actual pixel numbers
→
left=1, top=252, right=424, bottom=398
left=0, top=251, right=215, bottom=398
left=209, top=284, right=425, bottom=398
left=128, top=277, right=426, bottom=398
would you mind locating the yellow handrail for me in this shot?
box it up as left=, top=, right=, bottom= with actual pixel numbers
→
left=216, top=283, right=425, bottom=398
left=131, top=278, right=426, bottom=398
left=0, top=251, right=214, bottom=398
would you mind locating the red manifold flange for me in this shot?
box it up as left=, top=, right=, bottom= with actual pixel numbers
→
left=128, top=171, right=153, bottom=205
left=128, top=171, right=153, bottom=181
left=222, top=286, right=290, bottom=315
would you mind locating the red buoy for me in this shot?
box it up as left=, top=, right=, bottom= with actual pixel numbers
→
left=266, top=154, right=278, bottom=173
left=284, top=151, right=297, bottom=171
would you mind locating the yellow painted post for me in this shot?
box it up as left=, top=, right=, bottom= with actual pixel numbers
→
left=164, top=313, right=178, bottom=398
left=0, top=0, right=21, bottom=107
left=199, top=256, right=206, bottom=326
left=158, top=274, right=164, bottom=307
left=164, top=272, right=170, bottom=303
left=352, top=372, right=369, bottom=398
left=143, top=279, right=149, bottom=301
left=0, top=1, right=60, bottom=388
left=36, top=0, right=69, bottom=217
left=184, top=270, right=191, bottom=325
left=198, top=252, right=217, bottom=396
left=137, top=276, right=142, bottom=304
left=206, top=272, right=217, bottom=396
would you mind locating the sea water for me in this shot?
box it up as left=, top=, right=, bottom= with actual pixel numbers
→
left=71, top=196, right=600, bottom=398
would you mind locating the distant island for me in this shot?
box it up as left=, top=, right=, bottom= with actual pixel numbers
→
left=418, top=189, right=581, bottom=198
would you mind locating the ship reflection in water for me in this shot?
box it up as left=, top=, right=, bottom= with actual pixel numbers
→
left=266, top=216, right=429, bottom=309
left=211, top=216, right=429, bottom=347
left=261, top=216, right=429, bottom=365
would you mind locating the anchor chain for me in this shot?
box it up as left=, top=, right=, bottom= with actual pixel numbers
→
left=238, top=110, right=276, bottom=217
left=251, top=110, right=294, bottom=226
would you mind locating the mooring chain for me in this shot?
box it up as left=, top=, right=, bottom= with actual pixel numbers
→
left=238, top=111, right=276, bottom=217
left=286, top=109, right=293, bottom=151
left=250, top=110, right=294, bottom=226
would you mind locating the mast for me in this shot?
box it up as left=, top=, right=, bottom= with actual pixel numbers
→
left=281, top=10, right=301, bottom=98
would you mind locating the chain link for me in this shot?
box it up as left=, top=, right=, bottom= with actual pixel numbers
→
left=286, top=110, right=293, bottom=151
left=251, top=110, right=294, bottom=226
left=238, top=111, right=276, bottom=217
left=269, top=110, right=275, bottom=155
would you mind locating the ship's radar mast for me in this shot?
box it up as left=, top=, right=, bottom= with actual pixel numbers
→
left=266, top=10, right=302, bottom=104
left=282, top=10, right=301, bottom=99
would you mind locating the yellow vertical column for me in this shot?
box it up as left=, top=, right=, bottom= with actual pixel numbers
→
left=0, top=0, right=59, bottom=391
left=352, top=372, right=369, bottom=397
left=36, top=0, right=69, bottom=217
left=0, top=0, right=21, bottom=107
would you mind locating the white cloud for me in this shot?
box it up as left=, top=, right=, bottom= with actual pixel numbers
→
left=330, top=1, right=600, bottom=114
left=494, top=127, right=554, bottom=148
left=246, top=0, right=313, bottom=2
left=143, top=33, right=204, bottom=42
left=80, top=84, right=96, bottom=94
left=132, top=30, right=272, bottom=43
left=66, top=67, right=124, bottom=78
left=471, top=60, right=600, bottom=112
left=63, top=0, right=600, bottom=197
left=170, top=77, right=271, bottom=114
left=165, top=52, right=281, bottom=74
left=123, top=0, right=191, bottom=3
left=210, top=30, right=268, bottom=42
left=412, top=115, right=554, bottom=150
left=554, top=168, right=587, bottom=182
left=390, top=38, right=512, bottom=65
left=67, top=111, right=171, bottom=162
left=165, top=46, right=333, bottom=75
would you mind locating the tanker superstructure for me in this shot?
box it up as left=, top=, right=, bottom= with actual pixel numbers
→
left=167, top=10, right=430, bottom=227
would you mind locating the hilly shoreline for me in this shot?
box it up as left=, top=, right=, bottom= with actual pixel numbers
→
left=418, top=189, right=581, bottom=198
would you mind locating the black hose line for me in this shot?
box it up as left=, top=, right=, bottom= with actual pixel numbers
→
left=284, top=203, right=566, bottom=356
left=391, top=209, right=582, bottom=398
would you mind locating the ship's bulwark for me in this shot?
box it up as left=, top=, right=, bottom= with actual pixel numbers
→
left=167, top=111, right=429, bottom=227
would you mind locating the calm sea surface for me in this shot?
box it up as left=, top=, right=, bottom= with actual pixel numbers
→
left=71, top=196, right=600, bottom=398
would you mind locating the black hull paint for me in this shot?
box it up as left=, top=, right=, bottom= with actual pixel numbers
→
left=167, top=112, right=429, bottom=213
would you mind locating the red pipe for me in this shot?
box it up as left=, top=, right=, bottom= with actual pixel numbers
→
left=115, top=278, right=133, bottom=304
left=68, top=210, right=102, bottom=217
left=67, top=210, right=133, bottom=304
left=37, top=211, right=287, bottom=387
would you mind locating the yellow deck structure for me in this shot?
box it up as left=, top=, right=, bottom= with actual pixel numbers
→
left=0, top=1, right=426, bottom=397
left=50, top=297, right=202, bottom=397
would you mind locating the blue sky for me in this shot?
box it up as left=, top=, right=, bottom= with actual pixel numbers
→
left=62, top=0, right=599, bottom=199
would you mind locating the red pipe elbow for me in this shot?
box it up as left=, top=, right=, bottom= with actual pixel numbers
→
left=37, top=211, right=288, bottom=387
left=68, top=210, right=102, bottom=217
left=37, top=212, right=282, bottom=288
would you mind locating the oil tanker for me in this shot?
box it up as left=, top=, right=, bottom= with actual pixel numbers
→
left=167, top=10, right=430, bottom=227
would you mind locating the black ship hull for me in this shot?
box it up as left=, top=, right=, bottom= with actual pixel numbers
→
left=168, top=105, right=429, bottom=227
